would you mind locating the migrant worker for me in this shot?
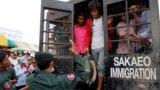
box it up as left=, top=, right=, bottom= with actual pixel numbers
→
left=74, top=12, right=87, bottom=55
left=85, top=0, right=105, bottom=89
left=116, top=15, right=135, bottom=54
left=129, top=2, right=152, bottom=53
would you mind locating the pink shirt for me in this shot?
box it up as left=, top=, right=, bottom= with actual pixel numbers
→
left=116, top=21, right=135, bottom=54
left=74, top=25, right=87, bottom=54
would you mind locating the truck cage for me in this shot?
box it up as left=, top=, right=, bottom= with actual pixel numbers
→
left=40, top=0, right=160, bottom=89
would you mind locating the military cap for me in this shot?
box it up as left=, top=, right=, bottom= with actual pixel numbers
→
left=35, top=52, right=54, bottom=63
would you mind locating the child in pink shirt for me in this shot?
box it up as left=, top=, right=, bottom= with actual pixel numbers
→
left=74, top=13, right=87, bottom=55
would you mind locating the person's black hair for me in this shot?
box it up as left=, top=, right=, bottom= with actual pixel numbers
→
left=35, top=52, right=54, bottom=70
left=88, top=0, right=101, bottom=12
left=0, top=50, right=6, bottom=63
left=77, top=12, right=86, bottom=19
left=129, top=0, right=149, bottom=8
left=36, top=61, right=51, bottom=70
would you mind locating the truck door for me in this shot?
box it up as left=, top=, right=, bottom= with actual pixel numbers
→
left=103, top=0, right=160, bottom=90
left=39, top=0, right=74, bottom=74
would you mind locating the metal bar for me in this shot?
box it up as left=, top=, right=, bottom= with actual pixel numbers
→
left=125, top=0, right=130, bottom=54
left=39, top=4, right=45, bottom=52
left=107, top=12, right=127, bottom=18
left=48, top=44, right=70, bottom=48
left=103, top=0, right=109, bottom=57
left=43, top=26, right=70, bottom=31
left=43, top=42, right=70, bottom=45
left=71, top=7, right=74, bottom=41
left=42, top=31, right=71, bottom=35
left=150, top=0, right=160, bottom=53
left=42, top=0, right=73, bottom=11
left=45, top=21, right=50, bottom=52
left=109, top=38, right=143, bottom=42
left=105, top=0, right=123, bottom=5
left=44, top=19, right=71, bottom=24
left=107, top=22, right=151, bottom=30
left=69, top=0, right=86, bottom=4
left=107, top=8, right=150, bottom=18
left=44, top=7, right=71, bottom=13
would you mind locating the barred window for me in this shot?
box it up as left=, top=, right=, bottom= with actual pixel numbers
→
left=106, top=0, right=152, bottom=55
left=42, top=9, right=72, bottom=59
left=41, top=8, right=73, bottom=74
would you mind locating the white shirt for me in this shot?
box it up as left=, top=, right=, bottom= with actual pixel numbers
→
left=9, top=57, right=18, bottom=67
left=14, top=65, right=27, bottom=86
left=91, top=16, right=104, bottom=50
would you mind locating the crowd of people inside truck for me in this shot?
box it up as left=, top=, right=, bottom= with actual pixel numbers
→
left=108, top=1, right=152, bottom=55
left=73, top=0, right=151, bottom=89
left=0, top=0, right=151, bottom=90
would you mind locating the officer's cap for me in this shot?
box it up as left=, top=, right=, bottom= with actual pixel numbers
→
left=35, top=52, right=54, bottom=63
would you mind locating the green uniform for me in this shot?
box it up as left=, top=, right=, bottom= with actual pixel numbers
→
left=27, top=55, right=87, bottom=90
left=0, top=68, right=16, bottom=90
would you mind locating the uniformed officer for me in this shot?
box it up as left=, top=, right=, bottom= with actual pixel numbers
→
left=21, top=40, right=91, bottom=90
left=0, top=50, right=17, bottom=90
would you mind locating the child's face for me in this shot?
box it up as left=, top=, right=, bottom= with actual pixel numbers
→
left=121, top=16, right=127, bottom=23
left=77, top=16, right=85, bottom=25
left=90, top=8, right=99, bottom=19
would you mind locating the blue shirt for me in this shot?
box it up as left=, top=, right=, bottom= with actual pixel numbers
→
left=137, top=10, right=152, bottom=42
left=14, top=65, right=27, bottom=86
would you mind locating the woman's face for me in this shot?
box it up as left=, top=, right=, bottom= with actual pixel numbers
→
left=77, top=16, right=85, bottom=26
left=90, top=8, right=100, bottom=19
